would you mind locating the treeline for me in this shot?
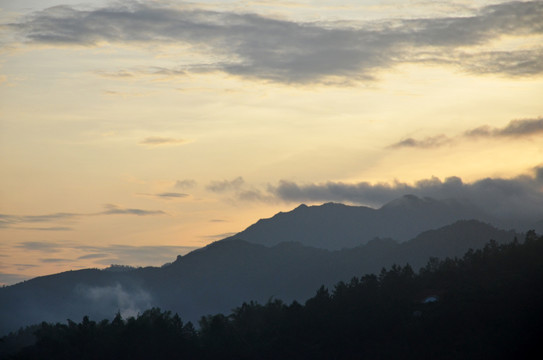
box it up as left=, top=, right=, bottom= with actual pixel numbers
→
left=2, top=231, right=543, bottom=359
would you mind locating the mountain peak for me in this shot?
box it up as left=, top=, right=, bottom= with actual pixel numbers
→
left=229, top=196, right=500, bottom=249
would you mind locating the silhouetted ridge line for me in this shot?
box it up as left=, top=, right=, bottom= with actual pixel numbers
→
left=227, top=196, right=500, bottom=249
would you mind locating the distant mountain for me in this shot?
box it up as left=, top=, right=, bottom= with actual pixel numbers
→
left=0, top=219, right=517, bottom=336
left=227, top=195, right=494, bottom=249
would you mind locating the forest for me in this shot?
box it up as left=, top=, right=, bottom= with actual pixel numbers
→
left=2, top=231, right=542, bottom=359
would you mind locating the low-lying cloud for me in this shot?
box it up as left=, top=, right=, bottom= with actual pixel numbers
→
left=206, top=176, right=276, bottom=203
left=9, top=1, right=543, bottom=83
left=77, top=283, right=153, bottom=319
left=269, top=166, right=543, bottom=223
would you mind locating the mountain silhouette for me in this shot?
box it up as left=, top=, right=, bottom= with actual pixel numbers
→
left=227, top=195, right=493, bottom=249
left=0, top=217, right=516, bottom=336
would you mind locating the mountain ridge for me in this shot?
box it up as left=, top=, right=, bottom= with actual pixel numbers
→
left=225, top=195, right=497, bottom=249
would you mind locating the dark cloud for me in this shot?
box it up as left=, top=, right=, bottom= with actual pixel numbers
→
left=136, top=192, right=189, bottom=200
left=466, top=117, right=543, bottom=137
left=175, top=179, right=197, bottom=189
left=458, top=49, right=543, bottom=77
left=1, top=203, right=165, bottom=229
left=139, top=137, right=186, bottom=146
left=17, top=241, right=64, bottom=253
left=154, top=192, right=188, bottom=199
left=237, top=189, right=275, bottom=202
left=100, top=204, right=165, bottom=216
left=18, top=226, right=74, bottom=231
left=201, top=232, right=237, bottom=240
left=78, top=253, right=109, bottom=260
left=391, top=117, right=543, bottom=149
left=389, top=134, right=452, bottom=149
left=269, top=166, right=543, bottom=222
left=207, top=176, right=245, bottom=192
left=536, top=166, right=543, bottom=182
left=40, top=258, right=72, bottom=263
left=14, top=264, right=39, bottom=269
left=97, top=67, right=186, bottom=78
left=11, top=1, right=543, bottom=83
left=0, top=213, right=79, bottom=225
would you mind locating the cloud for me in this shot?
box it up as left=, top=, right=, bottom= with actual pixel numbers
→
left=139, top=192, right=189, bottom=199
left=10, top=1, right=543, bottom=83
left=97, top=66, right=186, bottom=78
left=389, top=134, right=451, bottom=149
left=206, top=176, right=245, bottom=192
left=465, top=117, right=543, bottom=138
left=206, top=177, right=277, bottom=202
left=237, top=189, right=275, bottom=202
left=391, top=117, right=543, bottom=149
left=13, top=264, right=38, bottom=269
left=175, top=179, right=197, bottom=189
left=458, top=49, right=543, bottom=77
left=18, top=226, right=74, bottom=231
left=17, top=242, right=65, bottom=253
left=100, top=204, right=165, bottom=216
left=139, top=137, right=186, bottom=146
left=155, top=192, right=188, bottom=198
left=269, top=166, right=543, bottom=222
left=77, top=253, right=109, bottom=260
left=40, top=258, right=72, bottom=263
left=1, top=204, right=166, bottom=230
left=201, top=232, right=237, bottom=240
left=76, top=283, right=152, bottom=319
left=0, top=213, right=79, bottom=226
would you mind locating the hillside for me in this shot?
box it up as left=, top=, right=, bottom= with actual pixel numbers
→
left=3, top=231, right=542, bottom=359
left=0, top=219, right=516, bottom=336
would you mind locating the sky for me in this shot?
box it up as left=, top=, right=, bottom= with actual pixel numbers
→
left=1, top=0, right=542, bottom=285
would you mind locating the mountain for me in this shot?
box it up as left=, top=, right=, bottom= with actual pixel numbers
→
left=227, top=195, right=493, bottom=249
left=0, top=219, right=517, bottom=336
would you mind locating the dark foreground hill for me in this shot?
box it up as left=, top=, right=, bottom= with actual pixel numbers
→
left=0, top=220, right=516, bottom=336
left=2, top=231, right=542, bottom=359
